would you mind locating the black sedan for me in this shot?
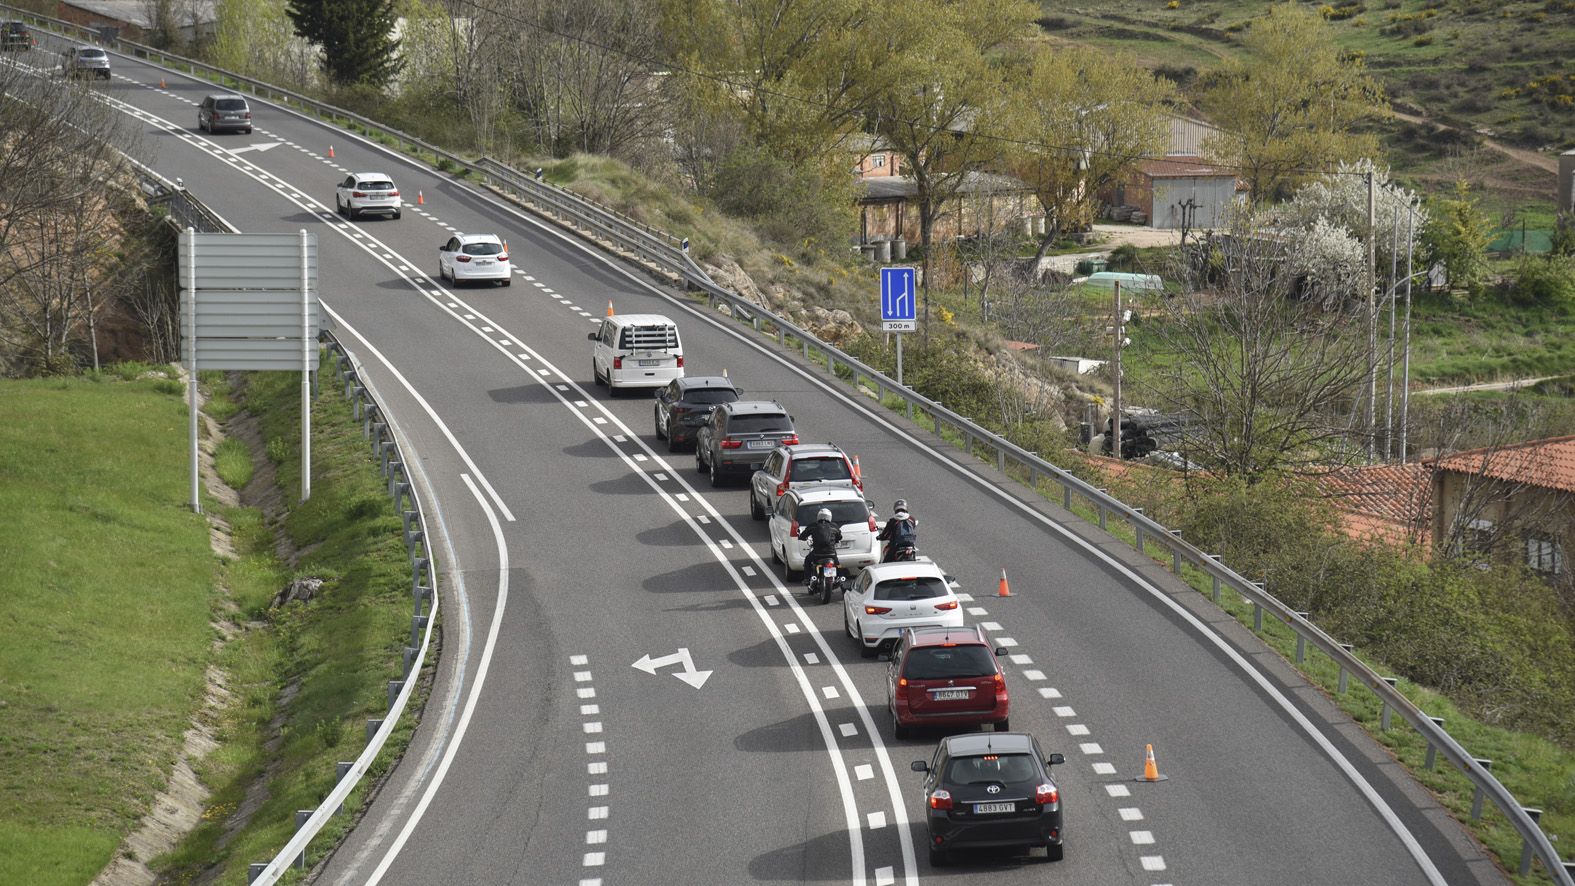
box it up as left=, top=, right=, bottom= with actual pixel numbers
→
left=910, top=732, right=1066, bottom=867
left=652, top=376, right=738, bottom=452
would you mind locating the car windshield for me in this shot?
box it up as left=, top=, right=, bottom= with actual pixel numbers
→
left=461, top=242, right=503, bottom=256
left=944, top=754, right=1038, bottom=785
left=360, top=180, right=394, bottom=191
left=726, top=414, right=790, bottom=434
left=796, top=501, right=867, bottom=526
left=871, top=576, right=947, bottom=601
left=683, top=389, right=737, bottom=405
left=902, top=645, right=995, bottom=679
left=78, top=49, right=105, bottom=58
left=215, top=99, right=246, bottom=110
left=789, top=456, right=851, bottom=482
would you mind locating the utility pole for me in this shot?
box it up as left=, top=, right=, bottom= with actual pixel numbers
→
left=1109, top=281, right=1129, bottom=460
left=1400, top=202, right=1416, bottom=463
left=1365, top=169, right=1377, bottom=462
left=1385, top=203, right=1400, bottom=461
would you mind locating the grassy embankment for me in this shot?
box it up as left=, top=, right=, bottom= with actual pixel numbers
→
left=0, top=365, right=427, bottom=886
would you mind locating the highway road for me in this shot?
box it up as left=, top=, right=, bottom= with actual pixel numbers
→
left=12, top=41, right=1508, bottom=886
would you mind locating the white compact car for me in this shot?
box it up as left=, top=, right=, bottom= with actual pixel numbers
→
left=769, top=487, right=880, bottom=578
left=335, top=172, right=401, bottom=220
left=438, top=233, right=510, bottom=286
left=842, top=559, right=964, bottom=658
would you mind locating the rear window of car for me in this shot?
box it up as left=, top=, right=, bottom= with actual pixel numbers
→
left=360, top=180, right=395, bottom=191
left=789, top=455, right=851, bottom=482
left=683, top=388, right=737, bottom=405
left=725, top=414, right=790, bottom=434
left=796, top=501, right=867, bottom=526
left=872, top=576, right=947, bottom=601
left=215, top=98, right=247, bottom=110
left=902, top=645, right=996, bottom=679
left=78, top=48, right=106, bottom=58
left=461, top=242, right=503, bottom=256
left=944, top=754, right=1038, bottom=785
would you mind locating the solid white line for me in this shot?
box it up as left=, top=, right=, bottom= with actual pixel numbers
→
left=365, top=473, right=508, bottom=884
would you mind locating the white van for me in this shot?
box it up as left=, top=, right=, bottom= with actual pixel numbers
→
left=588, top=314, right=684, bottom=394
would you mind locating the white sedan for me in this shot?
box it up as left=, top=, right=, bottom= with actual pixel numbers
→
left=842, top=559, right=964, bottom=658
left=438, top=233, right=511, bottom=286
left=768, top=487, right=879, bottom=578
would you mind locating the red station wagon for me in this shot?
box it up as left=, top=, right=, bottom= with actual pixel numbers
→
left=887, top=626, right=1011, bottom=739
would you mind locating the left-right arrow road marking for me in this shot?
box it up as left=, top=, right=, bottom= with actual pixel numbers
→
left=632, top=648, right=712, bottom=689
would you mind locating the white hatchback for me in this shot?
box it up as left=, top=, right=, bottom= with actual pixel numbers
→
left=335, top=172, right=401, bottom=220
left=842, top=559, right=964, bottom=658
left=438, top=233, right=511, bottom=286
left=768, top=487, right=879, bottom=578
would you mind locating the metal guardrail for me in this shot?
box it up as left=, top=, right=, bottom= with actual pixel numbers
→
left=29, top=5, right=1563, bottom=877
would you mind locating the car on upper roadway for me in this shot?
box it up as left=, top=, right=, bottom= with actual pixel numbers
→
left=843, top=559, right=963, bottom=658
left=887, top=625, right=1010, bottom=738
left=335, top=172, right=401, bottom=220
left=437, top=233, right=511, bottom=286
left=695, top=400, right=796, bottom=487
left=910, top=731, right=1065, bottom=866
left=1, top=21, right=34, bottom=51
left=748, top=442, right=861, bottom=521
left=60, top=45, right=110, bottom=79
left=197, top=94, right=252, bottom=134
left=589, top=313, right=684, bottom=395
left=653, top=376, right=738, bottom=452
left=768, top=486, right=879, bottom=578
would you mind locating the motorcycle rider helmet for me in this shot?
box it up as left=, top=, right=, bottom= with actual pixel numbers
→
left=893, top=499, right=908, bottom=512
left=816, top=508, right=833, bottom=522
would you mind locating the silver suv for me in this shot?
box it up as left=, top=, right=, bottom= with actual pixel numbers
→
left=749, top=443, right=860, bottom=520
left=61, top=45, right=110, bottom=79
left=198, top=94, right=252, bottom=134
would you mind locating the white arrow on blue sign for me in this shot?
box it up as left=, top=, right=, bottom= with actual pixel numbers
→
left=880, top=266, right=917, bottom=331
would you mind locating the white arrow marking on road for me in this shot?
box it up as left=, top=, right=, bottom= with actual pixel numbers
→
left=631, top=648, right=711, bottom=689
left=227, top=141, right=283, bottom=155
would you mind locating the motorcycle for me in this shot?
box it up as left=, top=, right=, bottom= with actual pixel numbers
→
left=882, top=542, right=918, bottom=563
left=807, top=558, right=848, bottom=605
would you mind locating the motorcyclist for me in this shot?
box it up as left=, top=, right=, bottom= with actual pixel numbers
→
left=798, top=507, right=842, bottom=584
left=877, top=499, right=918, bottom=562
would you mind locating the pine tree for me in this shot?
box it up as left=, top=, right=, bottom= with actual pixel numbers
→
left=287, top=0, right=403, bottom=89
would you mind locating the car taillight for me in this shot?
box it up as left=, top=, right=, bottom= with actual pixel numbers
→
left=929, top=790, right=952, bottom=810
left=897, top=676, right=908, bottom=688
left=676, top=356, right=684, bottom=368
left=720, top=439, right=742, bottom=449
left=497, top=253, right=508, bottom=262
left=672, top=406, right=689, bottom=415
left=1036, top=784, right=1058, bottom=807
left=781, top=435, right=798, bottom=445
left=389, top=190, right=399, bottom=197
left=935, top=600, right=958, bottom=611
left=612, top=356, right=622, bottom=369
left=993, top=672, right=1005, bottom=689
left=865, top=605, right=892, bottom=615
left=789, top=520, right=798, bottom=536
left=352, top=191, right=367, bottom=198
left=456, top=255, right=471, bottom=262
left=867, top=513, right=878, bottom=532
left=776, top=480, right=789, bottom=497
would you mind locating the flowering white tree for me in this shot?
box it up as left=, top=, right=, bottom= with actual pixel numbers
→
left=1283, top=159, right=1426, bottom=272
left=1288, top=217, right=1365, bottom=308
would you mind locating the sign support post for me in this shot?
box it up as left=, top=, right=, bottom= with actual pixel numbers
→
left=186, top=228, right=200, bottom=514
left=300, top=229, right=312, bottom=502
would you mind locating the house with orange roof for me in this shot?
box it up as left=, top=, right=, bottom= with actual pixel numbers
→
left=1426, top=435, right=1575, bottom=581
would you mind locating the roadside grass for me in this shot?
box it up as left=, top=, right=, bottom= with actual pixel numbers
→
left=1407, top=290, right=1575, bottom=383
left=154, top=367, right=429, bottom=884
left=0, top=370, right=216, bottom=886
left=712, top=295, right=1574, bottom=883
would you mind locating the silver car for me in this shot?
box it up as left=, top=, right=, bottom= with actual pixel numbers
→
left=61, top=46, right=110, bottom=79
left=749, top=443, right=861, bottom=521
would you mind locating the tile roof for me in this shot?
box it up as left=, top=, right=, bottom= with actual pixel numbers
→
left=1319, top=463, right=1432, bottom=546
left=1427, top=435, right=1575, bottom=494
left=1138, top=158, right=1236, bottom=179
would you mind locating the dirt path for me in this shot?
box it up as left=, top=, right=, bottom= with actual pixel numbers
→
left=1390, top=109, right=1559, bottom=176
left=1413, top=375, right=1559, bottom=396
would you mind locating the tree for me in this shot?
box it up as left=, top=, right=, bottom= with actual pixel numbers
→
left=1008, top=45, right=1176, bottom=263
left=1145, top=210, right=1371, bottom=481
left=287, top=0, right=402, bottom=89
left=1421, top=180, right=1494, bottom=294
left=1202, top=3, right=1386, bottom=203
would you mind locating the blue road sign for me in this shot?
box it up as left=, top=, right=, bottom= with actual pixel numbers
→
left=880, top=266, right=917, bottom=331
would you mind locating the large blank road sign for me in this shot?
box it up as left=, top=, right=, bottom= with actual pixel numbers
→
left=179, top=231, right=319, bottom=370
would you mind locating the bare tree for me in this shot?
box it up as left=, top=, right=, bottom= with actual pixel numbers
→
left=1142, top=211, right=1371, bottom=481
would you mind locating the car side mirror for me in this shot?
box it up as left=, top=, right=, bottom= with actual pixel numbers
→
left=910, top=760, right=929, bottom=773
left=943, top=574, right=954, bottom=584
left=653, top=389, right=662, bottom=399
left=994, top=647, right=1008, bottom=657
left=1046, top=753, right=1065, bottom=767
left=586, top=332, right=598, bottom=341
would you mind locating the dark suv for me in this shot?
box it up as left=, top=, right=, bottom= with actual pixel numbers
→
left=653, top=376, right=739, bottom=452
left=1, top=21, right=33, bottom=51
left=198, top=94, right=253, bottom=134
left=888, top=626, right=1010, bottom=738
left=910, top=732, right=1066, bottom=866
left=695, top=401, right=797, bottom=487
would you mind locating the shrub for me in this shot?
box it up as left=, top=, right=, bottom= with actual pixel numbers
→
left=1504, top=255, right=1575, bottom=306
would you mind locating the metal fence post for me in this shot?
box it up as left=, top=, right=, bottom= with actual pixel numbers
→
left=1424, top=716, right=1445, bottom=769
left=335, top=761, right=352, bottom=814
left=388, top=680, right=404, bottom=711
left=1169, top=529, right=1183, bottom=574
left=1517, top=807, right=1543, bottom=875
left=248, top=864, right=266, bottom=883
left=366, top=718, right=383, bottom=743
left=294, top=810, right=311, bottom=868
left=1470, top=759, right=1493, bottom=821
left=1294, top=613, right=1309, bottom=663
left=1337, top=644, right=1354, bottom=693
left=1381, top=676, right=1399, bottom=730
left=1062, top=484, right=1072, bottom=510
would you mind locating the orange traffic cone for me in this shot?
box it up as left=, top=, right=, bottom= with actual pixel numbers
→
left=606, top=300, right=615, bottom=317
left=327, top=145, right=335, bottom=158
left=417, top=191, right=424, bottom=205
left=159, top=77, right=166, bottom=89
left=997, top=569, right=1012, bottom=597
left=1135, top=744, right=1168, bottom=782
left=852, top=455, right=862, bottom=483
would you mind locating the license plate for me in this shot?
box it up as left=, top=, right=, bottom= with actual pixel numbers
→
left=475, top=259, right=492, bottom=265
left=931, top=689, right=971, bottom=700
left=836, top=539, right=853, bottom=549
left=973, top=802, right=1015, bottom=815
left=746, top=439, right=774, bottom=450
left=639, top=359, right=664, bottom=366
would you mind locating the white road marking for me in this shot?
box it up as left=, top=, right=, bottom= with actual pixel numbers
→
left=576, top=687, right=595, bottom=699
left=585, top=742, right=605, bottom=754
left=966, top=606, right=989, bottom=616
left=804, top=652, right=820, bottom=664
left=570, top=655, right=588, bottom=665
left=979, top=621, right=1002, bottom=631
left=1023, top=669, right=1046, bottom=681
left=574, top=671, right=593, bottom=682
left=1093, top=762, right=1117, bottom=775
left=1131, top=831, right=1155, bottom=845
left=583, top=852, right=605, bottom=866
left=582, top=722, right=602, bottom=734
left=822, top=685, right=839, bottom=699
left=994, top=637, right=1018, bottom=647
left=742, top=566, right=756, bottom=577
left=592, top=417, right=607, bottom=425
left=588, top=784, right=608, bottom=797
left=632, top=453, right=647, bottom=462
left=1009, top=654, right=1033, bottom=665
left=1141, top=856, right=1167, bottom=871
left=580, top=704, right=599, bottom=715
left=587, top=830, right=607, bottom=844
left=1053, top=706, right=1076, bottom=717
left=696, top=514, right=710, bottom=524
left=588, top=806, right=608, bottom=819
left=874, top=867, right=894, bottom=886
left=675, top=492, right=688, bottom=501
left=955, top=593, right=973, bottom=602
left=1038, top=687, right=1062, bottom=699
left=1080, top=743, right=1103, bottom=755
left=786, top=623, right=800, bottom=634
left=854, top=764, right=874, bottom=781
left=719, top=539, right=733, bottom=549
left=867, top=812, right=886, bottom=830
left=839, top=723, right=857, bottom=737
left=587, top=762, right=606, bottom=775
left=1067, top=724, right=1090, bottom=736
left=612, top=435, right=627, bottom=443
left=654, top=472, right=668, bottom=481
left=1107, top=784, right=1131, bottom=798
left=573, top=400, right=588, bottom=408
left=1119, top=807, right=1144, bottom=821
left=764, top=595, right=779, bottom=606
